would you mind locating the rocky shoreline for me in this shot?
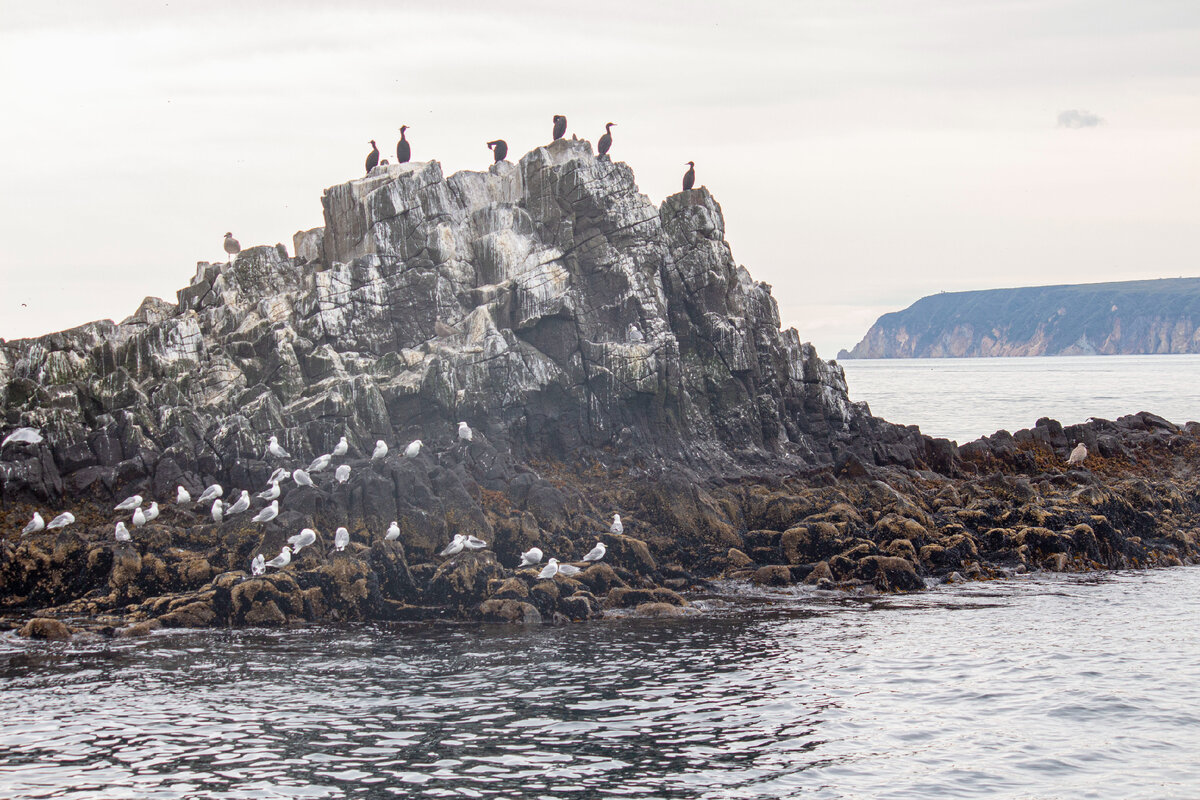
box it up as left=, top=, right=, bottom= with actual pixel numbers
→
left=2, top=139, right=1198, bottom=639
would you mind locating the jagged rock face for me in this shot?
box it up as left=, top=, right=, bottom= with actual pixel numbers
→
left=0, top=138, right=926, bottom=504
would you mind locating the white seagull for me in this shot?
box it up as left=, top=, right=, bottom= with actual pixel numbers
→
left=114, top=494, right=143, bottom=512
left=257, top=481, right=281, bottom=501
left=250, top=553, right=266, bottom=576
left=144, top=502, right=160, bottom=522
left=197, top=484, right=224, bottom=504
left=457, top=421, right=473, bottom=442
left=265, top=546, right=292, bottom=570
left=385, top=520, right=401, bottom=541
left=335, top=464, right=351, bottom=484
left=1067, top=443, right=1088, bottom=466
left=46, top=512, right=75, bottom=529
left=582, top=542, right=606, bottom=562
left=268, top=435, right=291, bottom=459
left=268, top=467, right=289, bottom=485
left=288, top=528, right=317, bottom=554
left=404, top=439, right=422, bottom=458
left=308, top=454, right=332, bottom=473
left=557, top=563, right=581, bottom=577
left=292, top=468, right=314, bottom=487
left=114, top=521, right=131, bottom=542
left=2, top=427, right=43, bottom=447
left=225, top=490, right=250, bottom=515
left=22, top=512, right=45, bottom=534
left=251, top=500, right=279, bottom=523
left=463, top=535, right=487, bottom=550
left=332, top=436, right=349, bottom=457
left=211, top=499, right=224, bottom=523
left=537, top=558, right=559, bottom=579
left=334, top=527, right=350, bottom=551
left=439, top=534, right=466, bottom=556
left=132, top=507, right=147, bottom=528
left=371, top=440, right=388, bottom=460
left=610, top=514, right=623, bottom=534
left=518, top=547, right=543, bottom=567
left=176, top=486, right=192, bottom=504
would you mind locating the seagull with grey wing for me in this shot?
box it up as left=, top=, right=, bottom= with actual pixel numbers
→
left=176, top=486, right=191, bottom=504
left=22, top=512, right=45, bottom=534
left=440, top=534, right=466, bottom=557
left=197, top=484, right=223, bottom=504
left=332, top=436, right=349, bottom=457
left=288, top=528, right=317, bottom=554
left=335, top=464, right=351, bottom=484
left=252, top=500, right=279, bottom=524
left=225, top=490, right=250, bottom=516
left=292, top=468, right=314, bottom=487
left=308, top=454, right=332, bottom=473
left=518, top=547, right=543, bottom=568
left=2, top=427, right=42, bottom=448
left=46, top=512, right=75, bottom=529
left=385, top=521, right=401, bottom=541
left=334, top=527, right=350, bottom=552
left=114, top=521, right=131, bottom=542
left=114, top=494, right=143, bottom=512
left=267, top=435, right=291, bottom=459
left=265, top=546, right=292, bottom=570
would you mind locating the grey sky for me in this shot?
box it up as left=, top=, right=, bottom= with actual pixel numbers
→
left=2, top=0, right=1198, bottom=357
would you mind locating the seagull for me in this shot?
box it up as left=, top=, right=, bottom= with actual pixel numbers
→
left=46, top=512, right=75, bottom=529
left=211, top=499, right=224, bottom=523
left=132, top=507, right=147, bottom=528
left=582, top=542, right=606, bottom=562
left=518, top=547, right=543, bottom=567
left=457, top=422, right=473, bottom=442
left=557, top=563, right=581, bottom=577
left=144, top=502, right=160, bottom=522
left=251, top=553, right=266, bottom=576
left=225, top=490, right=250, bottom=515
left=292, top=468, right=314, bottom=487
left=268, top=435, right=291, bottom=459
left=439, top=534, right=466, bottom=556
left=265, top=546, right=292, bottom=570
left=308, top=454, right=332, bottom=472
left=268, top=467, right=289, bottom=485
left=463, top=535, right=487, bottom=550
left=404, top=439, right=422, bottom=458
left=537, top=558, right=559, bottom=579
left=2, top=427, right=43, bottom=448
left=288, top=528, right=317, bottom=554
left=251, top=500, right=279, bottom=523
left=257, top=481, right=281, bottom=501
left=114, top=521, right=131, bottom=542
left=385, top=520, right=400, bottom=541
left=1067, top=443, right=1088, bottom=466
left=335, top=464, right=351, bottom=484
left=197, top=484, right=224, bottom=504
left=610, top=514, right=623, bottom=534
left=176, top=486, right=191, bottom=504
left=332, top=436, right=349, bottom=457
left=114, top=494, right=143, bottom=512
left=371, top=440, right=388, bottom=460
left=22, top=512, right=45, bottom=534
left=334, top=527, right=349, bottom=551
left=223, top=232, right=241, bottom=264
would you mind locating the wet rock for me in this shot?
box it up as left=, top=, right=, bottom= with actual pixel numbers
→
left=603, top=586, right=687, bottom=609
left=750, top=565, right=793, bottom=586
left=853, top=555, right=922, bottom=593
left=478, top=598, right=542, bottom=624
left=19, top=617, right=72, bottom=641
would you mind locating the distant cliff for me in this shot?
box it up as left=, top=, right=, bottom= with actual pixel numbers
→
left=841, top=278, right=1200, bottom=359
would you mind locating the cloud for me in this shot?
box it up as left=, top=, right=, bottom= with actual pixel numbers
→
left=1057, top=109, right=1105, bottom=128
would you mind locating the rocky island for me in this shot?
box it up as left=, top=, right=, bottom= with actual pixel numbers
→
left=3, top=139, right=1199, bottom=639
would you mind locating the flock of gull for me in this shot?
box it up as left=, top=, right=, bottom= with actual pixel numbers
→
left=9, top=421, right=618, bottom=579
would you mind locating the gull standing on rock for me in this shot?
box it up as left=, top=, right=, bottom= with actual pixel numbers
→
left=457, top=422, right=473, bottom=442
left=538, top=558, right=560, bottom=579
left=211, top=499, right=224, bottom=523
left=252, top=499, right=279, bottom=523
left=404, top=440, right=422, bottom=458
left=518, top=547, right=543, bottom=567
left=335, top=464, right=351, bottom=484
left=308, top=454, right=332, bottom=473
left=197, top=484, right=223, bottom=504
left=582, top=542, right=606, bottom=562
left=176, top=486, right=191, bottom=504
left=268, top=467, right=289, bottom=485
left=334, top=527, right=350, bottom=552
left=223, top=232, right=241, bottom=264
left=288, top=528, right=317, bottom=554
left=144, top=502, right=160, bottom=522
left=2, top=427, right=43, bottom=448
left=440, top=534, right=466, bottom=557
left=115, top=494, right=143, bottom=512
left=464, top=535, right=487, bottom=551
left=292, top=468, right=314, bottom=487
left=22, top=512, right=45, bottom=534
left=47, top=512, right=75, bottom=529
left=226, top=490, right=251, bottom=516
left=610, top=514, right=623, bottom=534
left=1067, top=443, right=1088, bottom=466
left=257, top=481, right=281, bottom=501
left=372, top=440, right=388, bottom=460
left=385, top=520, right=401, bottom=541
left=332, top=436, right=349, bottom=457
left=114, top=521, right=131, bottom=542
left=265, top=546, right=292, bottom=570
left=132, top=507, right=147, bottom=528
left=268, top=436, right=291, bottom=459
left=251, top=553, right=266, bottom=576
left=557, top=563, right=581, bottom=577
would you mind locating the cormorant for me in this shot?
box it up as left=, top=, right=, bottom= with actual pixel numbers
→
left=396, top=125, right=411, bottom=163
left=552, top=115, right=567, bottom=141
left=487, top=139, right=508, bottom=162
left=365, top=140, right=379, bottom=173
left=223, top=232, right=240, bottom=264
left=598, top=122, right=616, bottom=155
left=682, top=161, right=696, bottom=191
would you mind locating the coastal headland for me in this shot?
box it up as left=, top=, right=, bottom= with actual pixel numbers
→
left=3, top=139, right=1198, bottom=638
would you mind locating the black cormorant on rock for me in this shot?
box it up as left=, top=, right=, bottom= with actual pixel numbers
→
left=682, top=161, right=696, bottom=191
left=598, top=122, right=616, bottom=155
left=396, top=125, right=411, bottom=163
left=487, top=139, right=508, bottom=162
left=552, top=115, right=567, bottom=141
left=365, top=140, right=379, bottom=173
left=223, top=232, right=241, bottom=264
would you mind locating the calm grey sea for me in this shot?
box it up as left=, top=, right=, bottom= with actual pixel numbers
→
left=840, top=354, right=1200, bottom=444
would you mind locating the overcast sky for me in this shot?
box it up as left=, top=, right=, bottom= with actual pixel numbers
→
left=1, top=0, right=1197, bottom=357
